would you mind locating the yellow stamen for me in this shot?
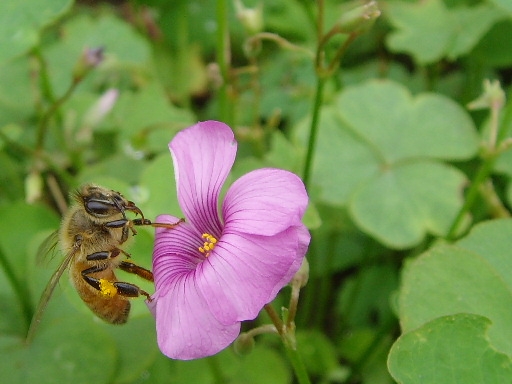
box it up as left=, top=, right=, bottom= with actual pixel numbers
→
left=99, top=279, right=117, bottom=297
left=199, top=233, right=218, bottom=257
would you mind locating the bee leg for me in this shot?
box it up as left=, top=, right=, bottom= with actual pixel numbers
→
left=104, top=218, right=134, bottom=241
left=112, top=281, right=152, bottom=301
left=81, top=265, right=151, bottom=300
left=108, top=217, right=185, bottom=237
left=119, top=260, right=154, bottom=282
left=86, top=248, right=131, bottom=261
left=132, top=217, right=185, bottom=228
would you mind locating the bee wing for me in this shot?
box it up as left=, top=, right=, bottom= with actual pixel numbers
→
left=25, top=244, right=78, bottom=344
left=36, top=230, right=60, bottom=266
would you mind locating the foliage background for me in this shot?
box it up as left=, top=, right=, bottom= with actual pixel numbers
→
left=1, top=0, right=512, bottom=383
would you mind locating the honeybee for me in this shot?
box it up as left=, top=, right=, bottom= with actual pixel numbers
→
left=27, top=184, right=181, bottom=342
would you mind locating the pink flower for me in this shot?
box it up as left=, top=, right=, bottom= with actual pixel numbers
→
left=149, top=121, right=310, bottom=360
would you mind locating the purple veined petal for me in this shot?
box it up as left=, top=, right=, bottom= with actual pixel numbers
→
left=150, top=215, right=241, bottom=359
left=149, top=275, right=241, bottom=360
left=152, top=215, right=205, bottom=297
left=269, top=224, right=311, bottom=298
left=222, top=168, right=309, bottom=237
left=196, top=225, right=310, bottom=325
left=170, top=121, right=237, bottom=235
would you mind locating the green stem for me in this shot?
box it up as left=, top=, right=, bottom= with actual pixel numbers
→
left=264, top=303, right=285, bottom=332
left=245, top=33, right=314, bottom=58
left=446, top=155, right=497, bottom=240
left=448, top=81, right=509, bottom=239
left=302, top=77, right=326, bottom=189
left=284, top=343, right=311, bottom=384
left=32, top=48, right=58, bottom=109
left=216, top=0, right=233, bottom=125
left=325, top=33, right=357, bottom=75
left=264, top=304, right=311, bottom=384
left=35, top=78, right=79, bottom=151
left=480, top=180, right=511, bottom=218
left=286, top=281, right=301, bottom=327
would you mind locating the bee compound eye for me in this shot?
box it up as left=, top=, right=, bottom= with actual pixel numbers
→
left=85, top=199, right=117, bottom=217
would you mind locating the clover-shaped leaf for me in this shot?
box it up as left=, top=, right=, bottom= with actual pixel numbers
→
left=385, top=0, right=504, bottom=64
left=389, top=219, right=512, bottom=381
left=0, top=0, right=72, bottom=63
left=350, top=161, right=467, bottom=249
left=388, top=314, right=512, bottom=384
left=301, top=79, right=478, bottom=248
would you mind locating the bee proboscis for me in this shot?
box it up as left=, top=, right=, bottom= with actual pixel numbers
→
left=26, top=184, right=181, bottom=344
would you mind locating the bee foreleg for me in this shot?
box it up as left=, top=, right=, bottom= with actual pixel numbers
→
left=104, top=218, right=130, bottom=229
left=119, top=261, right=154, bottom=282
left=132, top=217, right=185, bottom=228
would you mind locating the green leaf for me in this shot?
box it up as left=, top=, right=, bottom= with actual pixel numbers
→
left=0, top=59, right=34, bottom=127
left=76, top=157, right=147, bottom=187
left=394, top=219, right=512, bottom=362
left=350, top=161, right=467, bottom=248
left=456, top=219, right=512, bottom=292
left=490, top=0, right=512, bottom=15
left=266, top=130, right=304, bottom=174
left=296, top=80, right=478, bottom=248
left=103, top=317, right=158, bottom=384
left=296, top=106, right=379, bottom=205
left=139, top=153, right=182, bottom=221
left=112, top=83, right=194, bottom=153
left=0, top=314, right=118, bottom=384
left=43, top=12, right=151, bottom=95
left=473, top=20, right=512, bottom=67
left=0, top=0, right=72, bottom=63
left=385, top=0, right=504, bottom=64
left=336, top=80, right=478, bottom=162
left=388, top=314, right=512, bottom=384
left=0, top=202, right=59, bottom=283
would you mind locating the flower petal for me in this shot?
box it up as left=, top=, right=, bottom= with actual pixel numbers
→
left=196, top=224, right=310, bottom=324
left=149, top=277, right=241, bottom=360
left=150, top=215, right=240, bottom=359
left=170, top=121, right=236, bottom=235
left=271, top=224, right=311, bottom=297
left=222, top=168, right=308, bottom=236
left=152, top=215, right=204, bottom=297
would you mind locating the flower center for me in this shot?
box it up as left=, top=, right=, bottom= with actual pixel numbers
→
left=198, top=233, right=218, bottom=257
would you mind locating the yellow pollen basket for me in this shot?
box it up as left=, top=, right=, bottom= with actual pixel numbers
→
left=199, top=233, right=218, bottom=257
left=99, top=279, right=118, bottom=297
